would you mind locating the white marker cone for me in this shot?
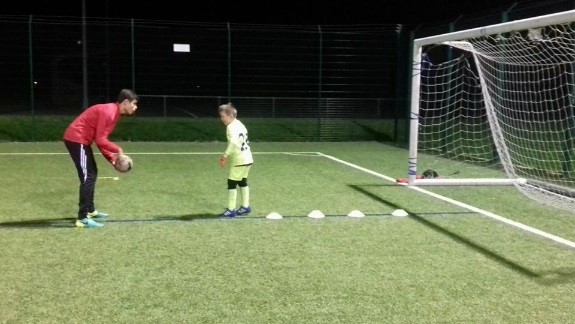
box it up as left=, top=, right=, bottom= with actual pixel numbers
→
left=307, top=210, right=325, bottom=219
left=347, top=210, right=365, bottom=218
left=266, top=212, right=283, bottom=220
left=391, top=209, right=408, bottom=217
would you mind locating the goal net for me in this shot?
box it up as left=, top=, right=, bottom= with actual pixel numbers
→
left=408, top=10, right=575, bottom=212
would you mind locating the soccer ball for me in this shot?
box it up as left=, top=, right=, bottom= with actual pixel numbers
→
left=114, top=154, right=133, bottom=173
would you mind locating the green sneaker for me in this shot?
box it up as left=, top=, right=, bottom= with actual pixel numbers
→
left=75, top=218, right=103, bottom=228
left=88, top=210, right=110, bottom=218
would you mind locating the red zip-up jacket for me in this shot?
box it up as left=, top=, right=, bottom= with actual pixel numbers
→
left=63, top=103, right=121, bottom=163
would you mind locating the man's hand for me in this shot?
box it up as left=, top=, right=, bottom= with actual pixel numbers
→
left=112, top=153, right=120, bottom=165
left=219, top=155, right=227, bottom=168
left=112, top=149, right=124, bottom=165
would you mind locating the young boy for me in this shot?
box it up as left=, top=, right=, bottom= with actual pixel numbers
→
left=218, top=102, right=253, bottom=217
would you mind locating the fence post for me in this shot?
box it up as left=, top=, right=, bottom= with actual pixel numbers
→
left=317, top=25, right=323, bottom=141
left=28, top=15, right=36, bottom=141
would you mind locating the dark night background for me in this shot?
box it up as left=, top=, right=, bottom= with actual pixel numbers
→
left=1, top=0, right=569, bottom=124
left=4, top=0, right=544, bottom=25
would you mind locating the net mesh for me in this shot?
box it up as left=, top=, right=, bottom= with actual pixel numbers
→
left=417, top=23, right=575, bottom=211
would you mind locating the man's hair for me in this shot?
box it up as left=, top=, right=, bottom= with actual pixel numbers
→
left=218, top=102, right=237, bottom=118
left=117, top=89, right=139, bottom=103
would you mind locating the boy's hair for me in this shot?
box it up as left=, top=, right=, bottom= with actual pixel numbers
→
left=117, top=89, right=139, bottom=103
left=219, top=102, right=237, bottom=118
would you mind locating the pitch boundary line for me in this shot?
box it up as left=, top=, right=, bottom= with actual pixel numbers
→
left=0, top=151, right=321, bottom=155
left=317, top=152, right=575, bottom=250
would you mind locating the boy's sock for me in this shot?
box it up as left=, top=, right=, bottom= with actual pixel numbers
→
left=228, top=189, right=238, bottom=210
left=240, top=186, right=250, bottom=207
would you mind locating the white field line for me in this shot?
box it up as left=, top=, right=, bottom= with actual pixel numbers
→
left=6, top=150, right=575, bottom=248
left=317, top=152, right=575, bottom=250
left=0, top=152, right=320, bottom=155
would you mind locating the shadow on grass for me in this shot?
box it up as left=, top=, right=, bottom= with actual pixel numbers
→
left=0, top=213, right=222, bottom=228
left=347, top=184, right=575, bottom=284
left=0, top=217, right=75, bottom=228
left=152, top=213, right=220, bottom=221
left=538, top=268, right=575, bottom=285
left=412, top=210, right=575, bottom=285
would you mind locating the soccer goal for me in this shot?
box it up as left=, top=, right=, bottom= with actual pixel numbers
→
left=408, top=10, right=575, bottom=212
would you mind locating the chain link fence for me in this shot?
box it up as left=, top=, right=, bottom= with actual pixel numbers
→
left=0, top=16, right=407, bottom=142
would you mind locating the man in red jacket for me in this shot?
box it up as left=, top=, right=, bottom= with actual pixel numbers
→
left=63, top=89, right=139, bottom=228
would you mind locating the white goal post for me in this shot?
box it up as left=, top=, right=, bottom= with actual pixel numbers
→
left=408, top=10, right=575, bottom=212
